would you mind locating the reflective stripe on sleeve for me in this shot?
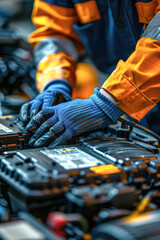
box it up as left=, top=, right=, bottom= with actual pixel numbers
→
left=34, top=37, right=78, bottom=66
left=142, top=13, right=160, bottom=40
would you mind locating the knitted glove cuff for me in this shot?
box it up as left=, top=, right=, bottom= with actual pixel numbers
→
left=90, top=88, right=124, bottom=122
left=43, top=80, right=72, bottom=96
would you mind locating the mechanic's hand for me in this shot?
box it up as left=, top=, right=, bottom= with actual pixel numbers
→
left=26, top=88, right=124, bottom=147
left=20, top=80, right=72, bottom=123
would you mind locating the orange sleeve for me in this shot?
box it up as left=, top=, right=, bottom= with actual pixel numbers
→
left=29, top=0, right=84, bottom=53
left=102, top=10, right=160, bottom=121
left=36, top=52, right=77, bottom=92
left=29, top=0, right=85, bottom=92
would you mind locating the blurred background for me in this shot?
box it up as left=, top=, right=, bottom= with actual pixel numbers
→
left=0, top=0, right=35, bottom=38
left=0, top=0, right=38, bottom=116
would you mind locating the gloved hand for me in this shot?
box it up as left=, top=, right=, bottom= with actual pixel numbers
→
left=20, top=80, right=72, bottom=123
left=26, top=88, right=124, bottom=147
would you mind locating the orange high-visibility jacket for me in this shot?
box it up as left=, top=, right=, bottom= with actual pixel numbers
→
left=30, top=0, right=160, bottom=121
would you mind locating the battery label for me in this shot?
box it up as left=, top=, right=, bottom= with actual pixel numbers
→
left=0, top=123, right=13, bottom=133
left=41, top=147, right=104, bottom=170
left=90, top=164, right=121, bottom=174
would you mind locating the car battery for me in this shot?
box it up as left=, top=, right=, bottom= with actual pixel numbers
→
left=0, top=145, right=125, bottom=218
left=0, top=116, right=29, bottom=153
left=81, top=137, right=158, bottom=166
left=81, top=136, right=160, bottom=188
left=79, top=119, right=160, bottom=190
left=80, top=117, right=160, bottom=167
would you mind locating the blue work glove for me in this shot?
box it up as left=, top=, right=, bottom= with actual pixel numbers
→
left=26, top=88, right=124, bottom=147
left=20, top=80, right=72, bottom=123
